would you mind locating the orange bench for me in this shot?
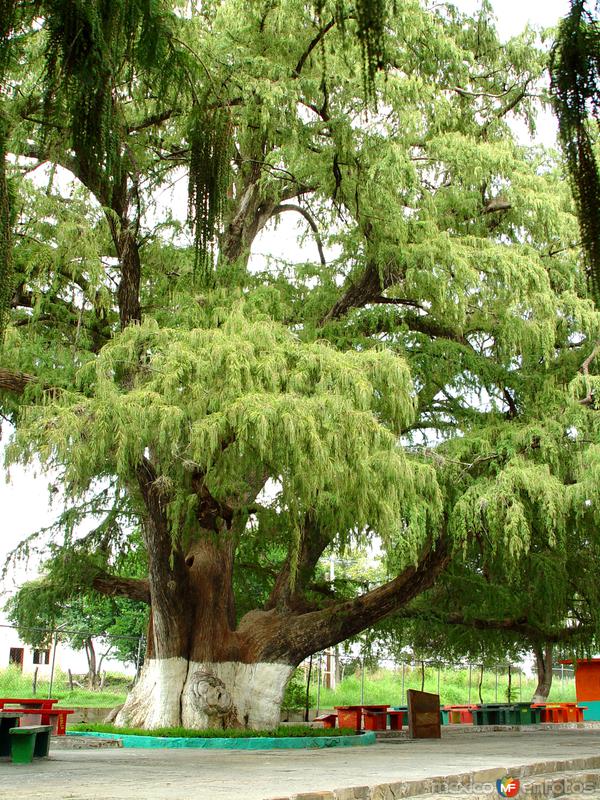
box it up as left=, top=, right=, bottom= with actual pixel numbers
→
left=532, top=703, right=587, bottom=723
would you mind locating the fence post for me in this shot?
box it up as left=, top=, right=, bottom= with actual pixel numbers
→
left=360, top=654, right=365, bottom=704
left=495, top=666, right=498, bottom=702
left=468, top=664, right=472, bottom=704
left=48, top=630, right=59, bottom=699
left=316, top=652, right=323, bottom=716
left=401, top=662, right=405, bottom=705
left=304, top=655, right=313, bottom=722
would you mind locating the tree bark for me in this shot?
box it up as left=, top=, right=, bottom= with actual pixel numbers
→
left=116, top=529, right=450, bottom=730
left=532, top=641, right=553, bottom=702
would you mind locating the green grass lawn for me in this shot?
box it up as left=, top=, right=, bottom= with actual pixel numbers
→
left=0, top=666, right=130, bottom=707
left=71, top=723, right=357, bottom=738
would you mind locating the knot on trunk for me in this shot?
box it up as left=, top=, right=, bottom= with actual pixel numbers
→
left=188, top=670, right=237, bottom=725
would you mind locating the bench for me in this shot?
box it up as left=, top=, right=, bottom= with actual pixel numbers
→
left=313, top=713, right=337, bottom=729
left=16, top=707, right=74, bottom=735
left=362, top=709, right=387, bottom=731
left=532, top=702, right=587, bottom=723
left=9, top=725, right=52, bottom=764
left=387, top=710, right=405, bottom=730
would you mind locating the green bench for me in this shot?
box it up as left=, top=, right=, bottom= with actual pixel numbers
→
left=9, top=725, right=52, bottom=763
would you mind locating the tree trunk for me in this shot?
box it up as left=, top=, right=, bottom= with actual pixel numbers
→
left=84, top=637, right=97, bottom=690
left=532, top=641, right=553, bottom=702
left=116, top=530, right=449, bottom=730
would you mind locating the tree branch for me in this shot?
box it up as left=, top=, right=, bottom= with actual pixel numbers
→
left=92, top=571, right=150, bottom=603
left=293, top=19, right=336, bottom=77
left=0, top=368, right=37, bottom=395
left=271, top=203, right=326, bottom=266
left=258, top=534, right=451, bottom=663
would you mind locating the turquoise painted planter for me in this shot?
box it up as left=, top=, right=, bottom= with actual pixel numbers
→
left=67, top=730, right=376, bottom=749
left=582, top=700, right=600, bottom=721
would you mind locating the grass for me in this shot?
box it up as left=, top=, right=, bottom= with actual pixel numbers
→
left=70, top=723, right=358, bottom=738
left=309, top=666, right=577, bottom=707
left=0, top=666, right=130, bottom=708
left=1, top=664, right=578, bottom=713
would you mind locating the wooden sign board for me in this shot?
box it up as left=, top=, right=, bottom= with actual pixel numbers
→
left=407, top=689, right=441, bottom=739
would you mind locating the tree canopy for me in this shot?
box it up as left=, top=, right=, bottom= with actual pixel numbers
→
left=1, top=0, right=600, bottom=728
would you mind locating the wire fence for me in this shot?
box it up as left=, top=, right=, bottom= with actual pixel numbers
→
left=298, top=652, right=577, bottom=717
left=0, top=623, right=144, bottom=703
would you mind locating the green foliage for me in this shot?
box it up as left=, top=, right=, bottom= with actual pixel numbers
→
left=2, top=0, right=600, bottom=680
left=0, top=107, right=13, bottom=341
left=188, top=104, right=233, bottom=282
left=282, top=668, right=307, bottom=711
left=550, top=1, right=600, bottom=305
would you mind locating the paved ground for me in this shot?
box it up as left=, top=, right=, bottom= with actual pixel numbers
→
left=1, top=728, right=600, bottom=800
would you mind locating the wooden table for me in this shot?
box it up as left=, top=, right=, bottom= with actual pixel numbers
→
left=0, top=698, right=58, bottom=710
left=334, top=705, right=389, bottom=731
left=0, top=710, right=23, bottom=757
left=443, top=704, right=478, bottom=724
left=532, top=702, right=587, bottom=723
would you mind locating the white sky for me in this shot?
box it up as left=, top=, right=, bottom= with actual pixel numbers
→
left=0, top=0, right=571, bottom=600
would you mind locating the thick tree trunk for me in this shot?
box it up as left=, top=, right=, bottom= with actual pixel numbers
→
left=115, top=529, right=449, bottom=730
left=532, top=641, right=553, bottom=702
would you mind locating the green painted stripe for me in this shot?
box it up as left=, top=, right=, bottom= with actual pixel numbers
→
left=66, top=731, right=376, bottom=749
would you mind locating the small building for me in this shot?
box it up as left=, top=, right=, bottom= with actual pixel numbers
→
left=560, top=659, right=600, bottom=721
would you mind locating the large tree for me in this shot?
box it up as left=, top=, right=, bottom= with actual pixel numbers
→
left=2, top=0, right=600, bottom=729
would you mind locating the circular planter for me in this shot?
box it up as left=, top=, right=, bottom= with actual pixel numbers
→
left=67, top=730, right=376, bottom=749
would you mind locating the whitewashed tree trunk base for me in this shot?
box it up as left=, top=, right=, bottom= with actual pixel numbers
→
left=116, top=659, right=293, bottom=730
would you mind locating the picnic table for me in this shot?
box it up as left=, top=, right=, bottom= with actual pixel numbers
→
left=443, top=704, right=478, bottom=724
left=0, top=698, right=72, bottom=735
left=0, top=698, right=58, bottom=710
left=472, top=703, right=543, bottom=726
left=532, top=702, right=587, bottom=723
left=334, top=705, right=389, bottom=731
left=0, top=710, right=24, bottom=757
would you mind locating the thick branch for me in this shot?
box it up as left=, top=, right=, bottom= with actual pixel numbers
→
left=0, top=368, right=36, bottom=395
left=92, top=571, right=150, bottom=604
left=259, top=534, right=451, bottom=662
left=266, top=516, right=332, bottom=612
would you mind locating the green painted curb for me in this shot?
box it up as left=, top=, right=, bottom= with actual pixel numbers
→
left=67, top=730, right=376, bottom=749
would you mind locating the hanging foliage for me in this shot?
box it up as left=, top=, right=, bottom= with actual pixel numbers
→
left=550, top=0, right=600, bottom=306
left=41, top=0, right=177, bottom=195
left=188, top=104, right=232, bottom=283
left=0, top=108, right=14, bottom=343
left=314, top=0, right=392, bottom=101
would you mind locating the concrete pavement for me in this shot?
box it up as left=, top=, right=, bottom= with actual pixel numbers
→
left=1, top=728, right=600, bottom=800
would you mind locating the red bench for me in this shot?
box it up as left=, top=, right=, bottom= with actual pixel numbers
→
left=15, top=707, right=74, bottom=735
left=387, top=710, right=405, bottom=730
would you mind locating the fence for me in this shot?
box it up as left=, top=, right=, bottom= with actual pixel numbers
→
left=0, top=623, right=144, bottom=704
left=299, top=652, right=577, bottom=717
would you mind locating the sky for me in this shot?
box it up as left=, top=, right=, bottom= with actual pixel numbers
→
left=0, top=0, right=574, bottom=599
